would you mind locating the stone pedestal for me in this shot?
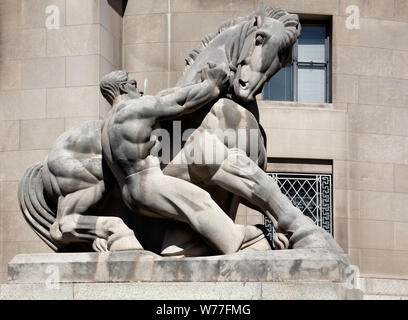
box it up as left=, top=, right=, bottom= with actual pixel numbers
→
left=0, top=249, right=363, bottom=300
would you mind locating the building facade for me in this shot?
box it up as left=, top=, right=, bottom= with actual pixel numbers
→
left=1, top=0, right=408, bottom=298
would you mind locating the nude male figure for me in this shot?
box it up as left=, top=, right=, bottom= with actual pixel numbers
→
left=101, top=66, right=266, bottom=254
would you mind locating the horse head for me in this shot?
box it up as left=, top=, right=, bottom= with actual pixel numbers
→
left=180, top=4, right=301, bottom=104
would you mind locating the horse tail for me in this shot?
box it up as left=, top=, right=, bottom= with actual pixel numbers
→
left=18, top=162, right=60, bottom=251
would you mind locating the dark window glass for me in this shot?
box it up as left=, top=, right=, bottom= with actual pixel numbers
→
left=298, top=25, right=326, bottom=63
left=262, top=64, right=292, bottom=101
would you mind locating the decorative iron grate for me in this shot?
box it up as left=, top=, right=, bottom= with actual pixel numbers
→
left=263, top=173, right=333, bottom=246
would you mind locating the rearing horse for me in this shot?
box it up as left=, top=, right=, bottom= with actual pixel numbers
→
left=158, top=5, right=341, bottom=255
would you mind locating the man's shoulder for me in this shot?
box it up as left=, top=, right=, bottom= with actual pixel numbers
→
left=115, top=99, right=132, bottom=111
left=115, top=96, right=157, bottom=112
left=109, top=97, right=157, bottom=124
left=109, top=99, right=138, bottom=120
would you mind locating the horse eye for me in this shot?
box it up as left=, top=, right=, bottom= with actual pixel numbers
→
left=255, top=34, right=264, bottom=46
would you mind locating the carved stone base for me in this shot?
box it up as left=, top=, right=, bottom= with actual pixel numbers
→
left=1, top=249, right=363, bottom=300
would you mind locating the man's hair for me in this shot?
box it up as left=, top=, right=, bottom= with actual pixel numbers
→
left=100, top=70, right=130, bottom=105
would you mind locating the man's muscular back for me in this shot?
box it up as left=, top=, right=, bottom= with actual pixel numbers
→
left=45, top=120, right=104, bottom=198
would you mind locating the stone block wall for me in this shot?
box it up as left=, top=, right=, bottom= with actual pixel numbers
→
left=0, top=0, right=122, bottom=283
left=333, top=0, right=408, bottom=279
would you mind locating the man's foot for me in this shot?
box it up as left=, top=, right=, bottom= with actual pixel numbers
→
left=239, top=225, right=272, bottom=251
left=274, top=232, right=289, bottom=250
left=92, top=238, right=108, bottom=252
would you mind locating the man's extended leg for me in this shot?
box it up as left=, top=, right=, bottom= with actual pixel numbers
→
left=122, top=167, right=264, bottom=254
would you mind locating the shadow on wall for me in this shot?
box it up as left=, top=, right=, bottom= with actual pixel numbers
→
left=108, top=0, right=128, bottom=17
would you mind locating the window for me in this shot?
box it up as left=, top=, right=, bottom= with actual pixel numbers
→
left=262, top=159, right=333, bottom=248
left=262, top=22, right=331, bottom=103
left=263, top=172, right=333, bottom=248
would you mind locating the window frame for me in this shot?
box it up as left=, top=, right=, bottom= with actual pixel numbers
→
left=262, top=18, right=332, bottom=103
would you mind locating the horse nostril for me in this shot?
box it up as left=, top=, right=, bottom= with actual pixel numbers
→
left=239, top=79, right=247, bottom=88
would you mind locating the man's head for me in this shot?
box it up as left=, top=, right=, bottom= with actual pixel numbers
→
left=100, top=70, right=143, bottom=105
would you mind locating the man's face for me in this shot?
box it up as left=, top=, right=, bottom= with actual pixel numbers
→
left=124, top=77, right=143, bottom=99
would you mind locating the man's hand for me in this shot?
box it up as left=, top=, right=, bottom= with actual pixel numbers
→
left=156, top=62, right=230, bottom=119
left=200, top=62, right=229, bottom=94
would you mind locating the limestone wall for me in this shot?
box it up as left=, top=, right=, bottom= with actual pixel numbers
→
left=0, top=0, right=122, bottom=283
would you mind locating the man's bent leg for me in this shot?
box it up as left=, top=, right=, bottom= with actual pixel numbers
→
left=123, top=167, right=262, bottom=254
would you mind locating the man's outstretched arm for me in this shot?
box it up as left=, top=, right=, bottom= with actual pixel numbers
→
left=155, top=63, right=229, bottom=119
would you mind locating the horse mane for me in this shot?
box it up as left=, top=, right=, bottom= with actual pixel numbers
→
left=184, top=4, right=301, bottom=72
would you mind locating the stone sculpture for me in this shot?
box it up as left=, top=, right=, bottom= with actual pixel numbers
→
left=18, top=5, right=343, bottom=257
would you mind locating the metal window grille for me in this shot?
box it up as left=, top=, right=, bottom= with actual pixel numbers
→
left=263, top=173, right=333, bottom=246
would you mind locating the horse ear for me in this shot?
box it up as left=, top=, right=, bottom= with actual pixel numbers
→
left=253, top=15, right=264, bottom=28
